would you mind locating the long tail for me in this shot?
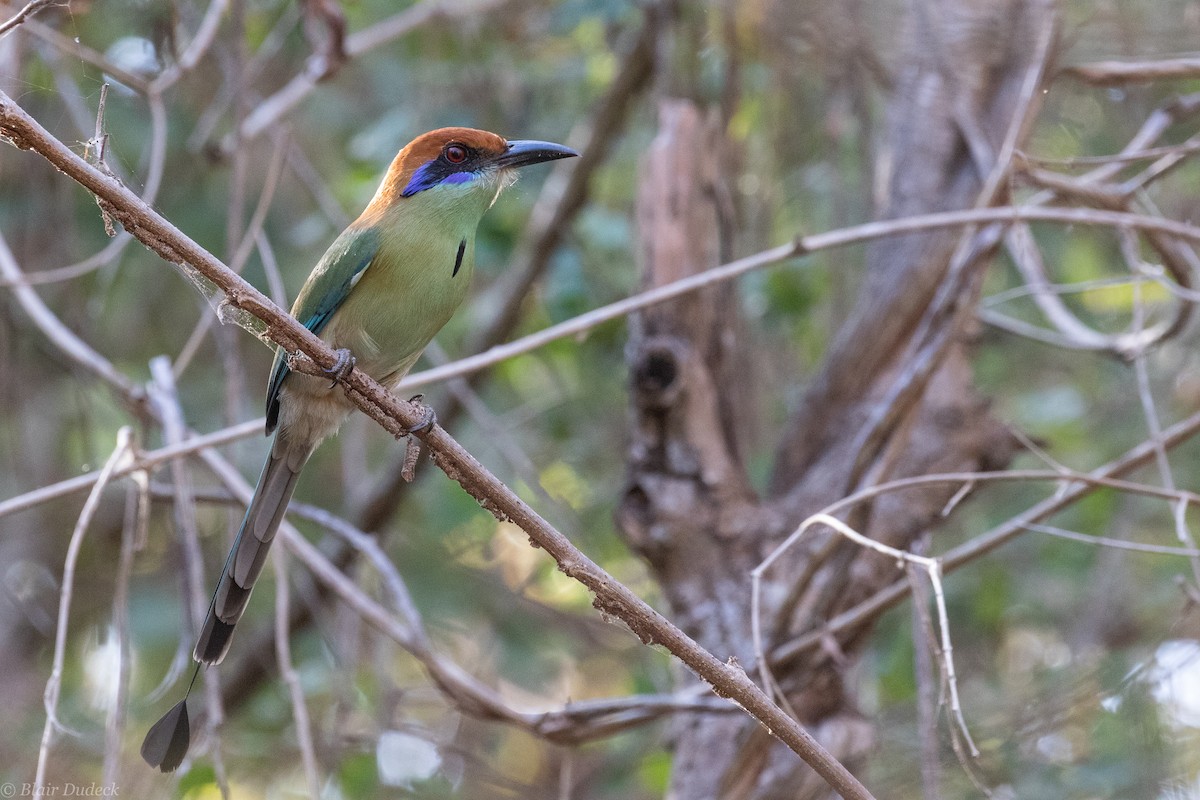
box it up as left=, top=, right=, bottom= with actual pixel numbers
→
left=194, top=433, right=312, bottom=665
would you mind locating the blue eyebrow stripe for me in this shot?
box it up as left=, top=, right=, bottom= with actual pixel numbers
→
left=401, top=162, right=477, bottom=197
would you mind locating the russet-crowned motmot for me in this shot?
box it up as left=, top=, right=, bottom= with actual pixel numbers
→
left=196, top=128, right=575, bottom=666
left=142, top=128, right=576, bottom=771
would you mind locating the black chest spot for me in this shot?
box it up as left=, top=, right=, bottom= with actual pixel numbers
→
left=452, top=238, right=466, bottom=277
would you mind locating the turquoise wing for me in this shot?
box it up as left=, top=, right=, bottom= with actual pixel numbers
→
left=265, top=226, right=380, bottom=434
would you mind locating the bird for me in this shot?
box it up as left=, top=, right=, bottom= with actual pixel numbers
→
left=141, top=127, right=577, bottom=772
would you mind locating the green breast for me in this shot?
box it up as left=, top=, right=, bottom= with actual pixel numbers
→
left=328, top=227, right=476, bottom=384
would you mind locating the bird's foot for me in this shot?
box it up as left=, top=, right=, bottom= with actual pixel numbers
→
left=399, top=396, right=435, bottom=482
left=402, top=394, right=437, bottom=435
left=324, top=348, right=356, bottom=388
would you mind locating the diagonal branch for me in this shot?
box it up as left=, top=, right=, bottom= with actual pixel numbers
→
left=0, top=0, right=57, bottom=38
left=0, top=89, right=875, bottom=800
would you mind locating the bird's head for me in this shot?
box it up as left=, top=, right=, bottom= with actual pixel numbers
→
left=363, top=127, right=577, bottom=223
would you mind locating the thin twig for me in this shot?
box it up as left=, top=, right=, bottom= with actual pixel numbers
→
left=173, top=130, right=292, bottom=379
left=772, top=409, right=1200, bottom=670
left=102, top=463, right=148, bottom=785
left=23, top=18, right=149, bottom=92
left=1016, top=140, right=1200, bottom=167
left=908, top=538, right=942, bottom=800
left=398, top=204, right=1200, bottom=392
left=149, top=0, right=231, bottom=93
left=1130, top=281, right=1200, bottom=585
left=0, top=420, right=261, bottom=519
left=285, top=138, right=352, bottom=228
left=221, top=0, right=511, bottom=155
left=0, top=89, right=169, bottom=288
left=272, top=546, right=322, bottom=797
left=256, top=231, right=287, bottom=308
left=0, top=228, right=140, bottom=396
left=810, top=515, right=978, bottom=754
left=85, top=83, right=111, bottom=175
left=190, top=460, right=732, bottom=744
left=0, top=0, right=57, bottom=37
left=1063, top=57, right=1200, bottom=85
left=1023, top=522, right=1200, bottom=557
left=35, top=428, right=135, bottom=793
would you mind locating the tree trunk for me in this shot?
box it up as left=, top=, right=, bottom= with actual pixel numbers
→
left=618, top=1, right=1053, bottom=796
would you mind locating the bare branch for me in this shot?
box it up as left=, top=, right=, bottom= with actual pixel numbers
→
left=149, top=0, right=230, bottom=92
left=0, top=0, right=57, bottom=38
left=177, top=481, right=737, bottom=743
left=271, top=546, right=322, bottom=797
left=0, top=228, right=141, bottom=398
left=1063, top=57, right=1200, bottom=85
left=36, top=428, right=135, bottom=792
left=23, top=18, right=150, bottom=93
left=908, top=538, right=943, bottom=800
left=221, top=0, right=511, bottom=155
left=0, top=420, right=261, bottom=519
left=299, top=0, right=347, bottom=80
left=102, top=463, right=148, bottom=785
left=0, top=89, right=168, bottom=288
left=772, top=408, right=1200, bottom=670
left=402, top=204, right=1200, bottom=392
left=1023, top=522, right=1200, bottom=558
left=780, top=514, right=977, bottom=754
left=1130, top=285, right=1200, bottom=584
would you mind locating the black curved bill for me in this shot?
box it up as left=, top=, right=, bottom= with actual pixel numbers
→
left=494, top=139, right=579, bottom=169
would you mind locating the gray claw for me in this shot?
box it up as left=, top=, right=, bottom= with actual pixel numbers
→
left=404, top=396, right=436, bottom=435
left=324, top=349, right=356, bottom=387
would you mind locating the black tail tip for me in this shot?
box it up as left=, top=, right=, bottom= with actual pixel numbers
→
left=194, top=615, right=236, bottom=665
left=141, top=699, right=190, bottom=772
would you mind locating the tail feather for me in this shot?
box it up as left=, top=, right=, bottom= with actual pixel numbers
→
left=194, top=435, right=311, bottom=665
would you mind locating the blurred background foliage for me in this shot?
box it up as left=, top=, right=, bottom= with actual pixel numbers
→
left=3, top=0, right=1200, bottom=798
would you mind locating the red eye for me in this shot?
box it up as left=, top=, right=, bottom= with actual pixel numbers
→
left=444, top=144, right=468, bottom=164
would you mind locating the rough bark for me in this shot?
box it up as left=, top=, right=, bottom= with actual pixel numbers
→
left=618, top=1, right=1052, bottom=796
left=620, top=98, right=778, bottom=800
